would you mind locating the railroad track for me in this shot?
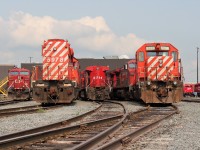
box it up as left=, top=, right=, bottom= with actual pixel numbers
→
left=0, top=105, right=62, bottom=117
left=91, top=105, right=178, bottom=150
left=0, top=101, right=126, bottom=149
left=0, top=99, right=30, bottom=106
left=0, top=102, right=178, bottom=150
left=182, top=98, right=200, bottom=103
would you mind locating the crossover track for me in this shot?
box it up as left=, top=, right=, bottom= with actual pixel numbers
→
left=0, top=105, right=62, bottom=117
left=0, top=101, right=126, bottom=149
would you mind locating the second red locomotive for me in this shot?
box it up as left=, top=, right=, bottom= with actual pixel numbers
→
left=108, top=59, right=136, bottom=100
left=7, top=67, right=31, bottom=100
left=79, top=66, right=110, bottom=100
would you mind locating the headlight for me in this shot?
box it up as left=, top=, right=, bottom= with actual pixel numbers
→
left=147, top=81, right=151, bottom=85
left=173, top=81, right=177, bottom=85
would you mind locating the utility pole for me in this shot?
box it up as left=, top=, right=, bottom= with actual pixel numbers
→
left=197, top=47, right=199, bottom=83
left=29, top=57, right=33, bottom=63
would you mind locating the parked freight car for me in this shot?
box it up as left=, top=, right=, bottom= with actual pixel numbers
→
left=7, top=67, right=31, bottom=100
left=108, top=59, right=136, bottom=100
left=135, top=43, right=184, bottom=103
left=183, top=83, right=194, bottom=97
left=32, top=39, right=80, bottom=104
left=79, top=66, right=110, bottom=100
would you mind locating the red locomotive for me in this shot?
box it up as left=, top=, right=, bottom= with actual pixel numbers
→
left=135, top=43, right=183, bottom=103
left=108, top=59, right=136, bottom=100
left=79, top=66, right=110, bottom=100
left=194, top=83, right=200, bottom=97
left=32, top=39, right=80, bottom=104
left=7, top=67, right=31, bottom=100
left=183, top=83, right=194, bottom=97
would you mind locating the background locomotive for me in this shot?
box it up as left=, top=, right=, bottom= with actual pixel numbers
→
left=79, top=66, right=110, bottom=100
left=108, top=59, right=136, bottom=100
left=7, top=67, right=31, bottom=100
left=134, top=43, right=183, bottom=103
left=194, top=83, right=200, bottom=97
left=183, top=83, right=194, bottom=97
left=32, top=39, right=80, bottom=104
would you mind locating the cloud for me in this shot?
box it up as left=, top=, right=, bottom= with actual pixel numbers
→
left=0, top=11, right=146, bottom=66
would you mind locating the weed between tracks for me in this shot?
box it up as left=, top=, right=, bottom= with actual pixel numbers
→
left=37, top=108, right=46, bottom=113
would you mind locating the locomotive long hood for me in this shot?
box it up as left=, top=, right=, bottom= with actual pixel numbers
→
left=146, top=56, right=174, bottom=80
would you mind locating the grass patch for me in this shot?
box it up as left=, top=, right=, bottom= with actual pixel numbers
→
left=37, top=108, right=46, bottom=113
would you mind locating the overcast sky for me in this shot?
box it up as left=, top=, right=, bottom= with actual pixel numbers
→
left=0, top=0, right=200, bottom=83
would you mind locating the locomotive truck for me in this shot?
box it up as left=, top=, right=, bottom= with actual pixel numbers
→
left=32, top=39, right=80, bottom=104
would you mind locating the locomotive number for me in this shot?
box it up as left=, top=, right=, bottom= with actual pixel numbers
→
left=93, top=76, right=103, bottom=79
left=46, top=57, right=64, bottom=63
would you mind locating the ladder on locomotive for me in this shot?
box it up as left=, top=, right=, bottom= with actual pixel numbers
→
left=0, top=77, right=8, bottom=96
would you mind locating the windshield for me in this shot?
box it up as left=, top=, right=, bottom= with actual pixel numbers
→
left=9, top=71, right=19, bottom=75
left=129, top=63, right=136, bottom=68
left=147, top=52, right=168, bottom=57
left=20, top=71, right=29, bottom=75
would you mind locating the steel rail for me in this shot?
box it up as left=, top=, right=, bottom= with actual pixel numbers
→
left=0, top=99, right=30, bottom=106
left=182, top=99, right=200, bottom=103
left=0, top=105, right=63, bottom=117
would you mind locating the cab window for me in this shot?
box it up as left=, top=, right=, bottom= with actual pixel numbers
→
left=20, top=71, right=29, bottom=75
left=138, top=52, right=144, bottom=62
left=172, top=52, right=177, bottom=61
left=129, top=63, right=136, bottom=68
left=147, top=52, right=168, bottom=56
left=9, top=71, right=18, bottom=75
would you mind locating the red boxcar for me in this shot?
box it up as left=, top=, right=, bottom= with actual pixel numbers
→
left=7, top=67, right=31, bottom=100
left=79, top=66, right=110, bottom=100
left=32, top=39, right=80, bottom=104
left=183, top=83, right=194, bottom=97
left=135, top=43, right=183, bottom=103
left=107, top=59, right=136, bottom=100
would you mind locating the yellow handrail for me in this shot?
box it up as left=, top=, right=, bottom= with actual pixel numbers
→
left=0, top=77, right=8, bottom=96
